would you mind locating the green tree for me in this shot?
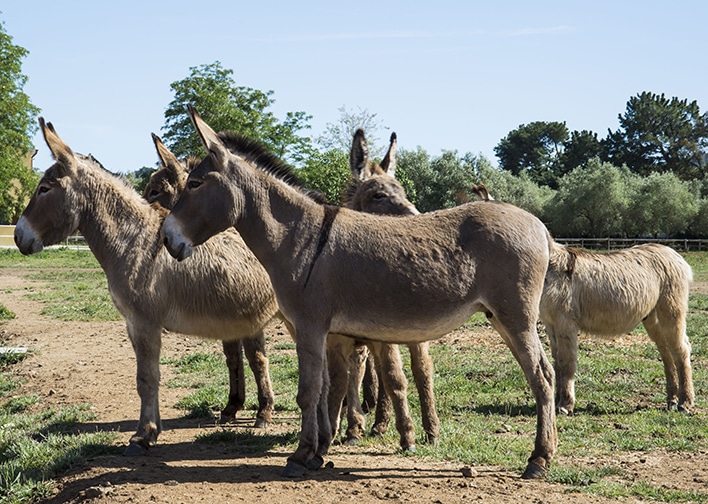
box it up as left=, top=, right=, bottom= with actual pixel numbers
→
left=547, top=158, right=634, bottom=238
left=559, top=129, right=604, bottom=173
left=624, top=172, right=698, bottom=237
left=494, top=121, right=569, bottom=188
left=162, top=61, right=313, bottom=165
left=0, top=20, right=40, bottom=224
left=125, top=166, right=156, bottom=195
left=298, top=149, right=349, bottom=204
left=604, top=91, right=708, bottom=180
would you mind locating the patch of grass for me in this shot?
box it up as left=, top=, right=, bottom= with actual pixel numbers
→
left=0, top=350, right=29, bottom=368
left=195, top=428, right=299, bottom=454
left=0, top=305, right=14, bottom=322
left=0, top=248, right=99, bottom=269
left=24, top=270, right=119, bottom=322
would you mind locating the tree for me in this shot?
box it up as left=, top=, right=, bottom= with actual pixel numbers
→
left=494, top=121, right=569, bottom=188
left=547, top=159, right=634, bottom=237
left=604, top=92, right=708, bottom=180
left=559, top=130, right=604, bottom=173
left=0, top=20, right=40, bottom=224
left=162, top=61, right=313, bottom=165
left=316, top=106, right=389, bottom=159
left=298, top=149, right=350, bottom=204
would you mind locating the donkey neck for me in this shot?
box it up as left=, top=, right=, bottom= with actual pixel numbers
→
left=75, top=168, right=163, bottom=278
left=234, top=168, right=330, bottom=286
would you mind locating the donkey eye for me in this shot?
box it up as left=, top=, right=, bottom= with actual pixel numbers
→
left=38, top=186, right=50, bottom=195
left=187, top=180, right=202, bottom=190
left=149, top=189, right=160, bottom=197
left=373, top=192, right=387, bottom=200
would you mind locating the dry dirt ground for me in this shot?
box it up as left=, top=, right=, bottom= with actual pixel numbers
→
left=1, top=268, right=707, bottom=503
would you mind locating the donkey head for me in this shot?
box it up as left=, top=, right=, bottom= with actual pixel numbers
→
left=145, top=134, right=192, bottom=210
left=14, top=118, right=82, bottom=254
left=347, top=130, right=418, bottom=216
left=163, top=105, right=240, bottom=260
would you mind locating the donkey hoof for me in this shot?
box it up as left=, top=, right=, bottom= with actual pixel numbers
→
left=345, top=437, right=361, bottom=446
left=124, top=442, right=148, bottom=456
left=253, top=417, right=269, bottom=429
left=402, top=445, right=416, bottom=454
left=218, top=414, right=236, bottom=424
left=282, top=461, right=307, bottom=478
left=306, top=455, right=324, bottom=470
left=521, top=458, right=548, bottom=480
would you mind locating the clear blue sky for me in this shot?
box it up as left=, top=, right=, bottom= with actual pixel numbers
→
left=2, top=1, right=707, bottom=173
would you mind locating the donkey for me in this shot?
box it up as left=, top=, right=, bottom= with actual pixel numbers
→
left=541, top=241, right=694, bottom=414
left=145, top=130, right=435, bottom=452
left=144, top=133, right=274, bottom=423
left=329, top=130, right=440, bottom=447
left=14, top=118, right=285, bottom=454
left=162, top=106, right=557, bottom=479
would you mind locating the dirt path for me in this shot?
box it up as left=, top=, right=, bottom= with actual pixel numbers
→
left=1, top=268, right=706, bottom=503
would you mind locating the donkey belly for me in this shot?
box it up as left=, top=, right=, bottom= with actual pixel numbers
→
left=163, top=311, right=265, bottom=341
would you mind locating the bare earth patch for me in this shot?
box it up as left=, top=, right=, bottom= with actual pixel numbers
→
left=1, top=268, right=707, bottom=503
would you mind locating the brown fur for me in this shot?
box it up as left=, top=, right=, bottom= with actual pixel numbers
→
left=541, top=241, right=694, bottom=414
left=162, top=107, right=557, bottom=479
left=15, top=118, right=287, bottom=454
left=328, top=130, right=439, bottom=450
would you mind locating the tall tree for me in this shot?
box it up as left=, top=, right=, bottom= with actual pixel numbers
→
left=494, top=121, right=569, bottom=187
left=604, top=91, right=708, bottom=180
left=0, top=20, right=40, bottom=224
left=162, top=61, right=313, bottom=165
left=316, top=105, right=388, bottom=159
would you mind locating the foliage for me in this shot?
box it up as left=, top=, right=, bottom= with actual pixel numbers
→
left=161, top=61, right=313, bottom=165
left=315, top=105, right=389, bottom=159
left=494, top=121, right=569, bottom=187
left=297, top=148, right=350, bottom=204
left=0, top=304, right=15, bottom=322
left=0, top=21, right=40, bottom=225
left=546, top=158, right=633, bottom=237
left=124, top=166, right=156, bottom=195
left=604, top=91, right=708, bottom=180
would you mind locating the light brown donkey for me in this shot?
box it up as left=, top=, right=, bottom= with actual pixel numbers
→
left=163, top=106, right=557, bottom=479
left=144, top=133, right=275, bottom=424
left=14, top=118, right=284, bottom=454
left=328, top=129, right=439, bottom=449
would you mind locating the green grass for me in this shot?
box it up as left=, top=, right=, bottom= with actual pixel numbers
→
left=0, top=248, right=707, bottom=502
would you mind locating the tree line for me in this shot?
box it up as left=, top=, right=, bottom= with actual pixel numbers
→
left=2, top=17, right=708, bottom=238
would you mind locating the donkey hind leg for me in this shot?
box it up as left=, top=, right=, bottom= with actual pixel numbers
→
left=220, top=339, right=245, bottom=423
left=408, top=341, right=440, bottom=443
left=368, top=341, right=416, bottom=452
left=488, top=312, right=556, bottom=480
left=325, top=335, right=360, bottom=444
left=369, top=346, right=393, bottom=437
left=344, top=343, right=368, bottom=444
left=284, top=330, right=332, bottom=478
left=361, top=352, right=378, bottom=413
left=125, top=322, right=162, bottom=455
left=242, top=331, right=275, bottom=427
left=643, top=311, right=694, bottom=411
left=546, top=323, right=580, bottom=415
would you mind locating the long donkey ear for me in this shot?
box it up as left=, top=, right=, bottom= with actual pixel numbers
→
left=40, top=117, right=76, bottom=176
left=379, top=132, right=397, bottom=178
left=350, top=128, right=371, bottom=181
left=151, top=133, right=186, bottom=176
left=187, top=104, right=229, bottom=167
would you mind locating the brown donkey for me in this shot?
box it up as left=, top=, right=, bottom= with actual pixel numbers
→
left=329, top=129, right=439, bottom=448
left=163, top=106, right=557, bottom=479
left=146, top=131, right=437, bottom=451
left=14, top=118, right=284, bottom=454
left=144, top=134, right=275, bottom=423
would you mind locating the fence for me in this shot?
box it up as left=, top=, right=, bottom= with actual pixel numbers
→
left=2, top=224, right=708, bottom=252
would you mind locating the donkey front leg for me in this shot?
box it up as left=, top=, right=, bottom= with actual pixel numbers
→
left=546, top=323, right=579, bottom=415
left=284, top=331, right=331, bottom=478
left=242, top=332, right=275, bottom=427
left=220, top=339, right=245, bottom=422
left=125, top=322, right=162, bottom=455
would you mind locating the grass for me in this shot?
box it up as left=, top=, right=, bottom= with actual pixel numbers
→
left=0, top=247, right=707, bottom=502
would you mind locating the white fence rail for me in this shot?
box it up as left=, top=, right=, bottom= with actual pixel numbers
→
left=0, top=225, right=86, bottom=249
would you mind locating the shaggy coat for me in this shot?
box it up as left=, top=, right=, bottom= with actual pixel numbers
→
left=541, top=242, right=694, bottom=414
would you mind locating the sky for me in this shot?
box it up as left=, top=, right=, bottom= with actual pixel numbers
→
left=2, top=1, right=708, bottom=174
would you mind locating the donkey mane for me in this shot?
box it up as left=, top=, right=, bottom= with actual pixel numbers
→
left=217, top=131, right=328, bottom=204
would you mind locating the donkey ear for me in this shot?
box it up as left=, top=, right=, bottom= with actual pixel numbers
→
left=40, top=117, right=76, bottom=175
left=187, top=104, right=229, bottom=167
left=151, top=133, right=185, bottom=175
left=350, top=128, right=372, bottom=181
left=379, top=132, right=397, bottom=178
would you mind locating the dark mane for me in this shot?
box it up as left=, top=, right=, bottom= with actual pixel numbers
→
left=217, top=131, right=329, bottom=204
